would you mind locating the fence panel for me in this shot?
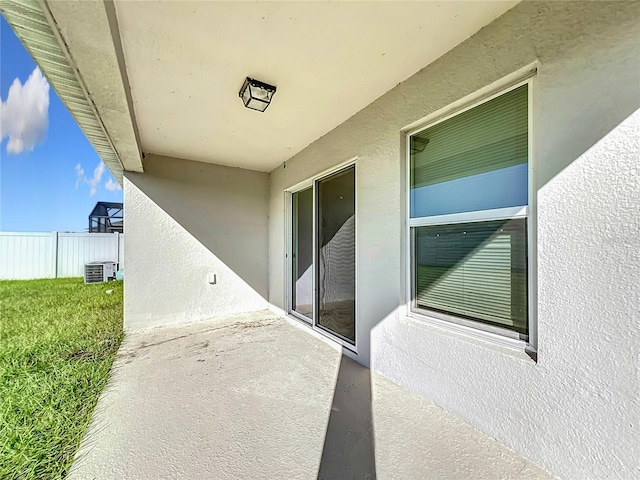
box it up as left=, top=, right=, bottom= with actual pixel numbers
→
left=0, top=232, right=54, bottom=280
left=57, top=233, right=121, bottom=278
left=0, top=232, right=124, bottom=280
left=118, top=234, right=125, bottom=269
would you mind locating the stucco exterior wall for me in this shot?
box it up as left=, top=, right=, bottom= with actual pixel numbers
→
left=268, top=2, right=640, bottom=479
left=125, top=155, right=269, bottom=330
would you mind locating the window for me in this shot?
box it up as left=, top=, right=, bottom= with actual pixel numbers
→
left=409, top=83, right=530, bottom=340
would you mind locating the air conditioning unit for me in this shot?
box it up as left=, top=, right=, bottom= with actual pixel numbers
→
left=84, top=261, right=117, bottom=284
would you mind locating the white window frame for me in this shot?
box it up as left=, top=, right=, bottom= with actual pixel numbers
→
left=284, top=159, right=359, bottom=353
left=404, top=72, right=537, bottom=352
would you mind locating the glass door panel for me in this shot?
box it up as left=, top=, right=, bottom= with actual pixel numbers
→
left=316, top=167, right=356, bottom=343
left=291, top=187, right=313, bottom=321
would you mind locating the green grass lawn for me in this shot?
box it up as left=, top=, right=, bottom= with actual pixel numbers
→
left=0, top=278, right=124, bottom=480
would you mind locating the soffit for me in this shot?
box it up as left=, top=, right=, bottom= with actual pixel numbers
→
left=0, top=0, right=144, bottom=180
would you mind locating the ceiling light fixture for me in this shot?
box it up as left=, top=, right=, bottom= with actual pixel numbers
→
left=239, top=77, right=277, bottom=112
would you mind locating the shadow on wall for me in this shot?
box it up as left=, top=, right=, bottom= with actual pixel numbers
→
left=125, top=155, right=270, bottom=300
left=375, top=9, right=640, bottom=358
left=317, top=354, right=376, bottom=480
left=533, top=23, right=640, bottom=188
left=362, top=2, right=640, bottom=370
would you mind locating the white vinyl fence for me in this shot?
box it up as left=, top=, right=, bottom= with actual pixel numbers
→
left=0, top=232, right=124, bottom=280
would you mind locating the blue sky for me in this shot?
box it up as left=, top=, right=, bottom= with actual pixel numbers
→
left=1, top=16, right=123, bottom=232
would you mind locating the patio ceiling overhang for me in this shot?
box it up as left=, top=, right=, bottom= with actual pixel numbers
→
left=2, top=0, right=520, bottom=174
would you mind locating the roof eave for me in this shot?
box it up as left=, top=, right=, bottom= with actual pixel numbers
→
left=0, top=0, right=144, bottom=182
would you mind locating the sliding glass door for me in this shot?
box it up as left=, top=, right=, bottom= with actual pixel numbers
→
left=316, top=168, right=356, bottom=342
left=289, top=165, right=356, bottom=345
left=291, top=187, right=313, bottom=321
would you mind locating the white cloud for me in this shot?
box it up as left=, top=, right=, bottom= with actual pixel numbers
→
left=105, top=178, right=122, bottom=191
left=88, top=162, right=105, bottom=196
left=74, top=161, right=106, bottom=196
left=0, top=67, right=50, bottom=154
left=75, top=163, right=85, bottom=188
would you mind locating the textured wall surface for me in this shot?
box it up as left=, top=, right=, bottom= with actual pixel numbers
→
left=268, top=2, right=640, bottom=479
left=124, top=155, right=269, bottom=330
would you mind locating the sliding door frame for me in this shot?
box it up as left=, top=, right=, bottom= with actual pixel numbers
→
left=287, top=183, right=314, bottom=324
left=284, top=158, right=358, bottom=352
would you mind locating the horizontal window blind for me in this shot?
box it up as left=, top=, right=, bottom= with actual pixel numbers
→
left=415, top=219, right=527, bottom=333
left=411, top=84, right=528, bottom=198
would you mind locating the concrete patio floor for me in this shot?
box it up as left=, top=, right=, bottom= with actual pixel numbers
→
left=68, top=311, right=554, bottom=480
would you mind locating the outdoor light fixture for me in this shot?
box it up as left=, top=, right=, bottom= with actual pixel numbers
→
left=239, top=77, right=277, bottom=112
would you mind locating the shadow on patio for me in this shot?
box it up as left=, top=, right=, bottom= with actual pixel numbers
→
left=68, top=311, right=552, bottom=480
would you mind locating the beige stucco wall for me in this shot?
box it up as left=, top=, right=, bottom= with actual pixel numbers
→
left=268, top=2, right=640, bottom=479
left=124, top=155, right=269, bottom=330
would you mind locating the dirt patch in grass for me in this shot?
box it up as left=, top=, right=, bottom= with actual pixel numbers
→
left=0, top=278, right=124, bottom=480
